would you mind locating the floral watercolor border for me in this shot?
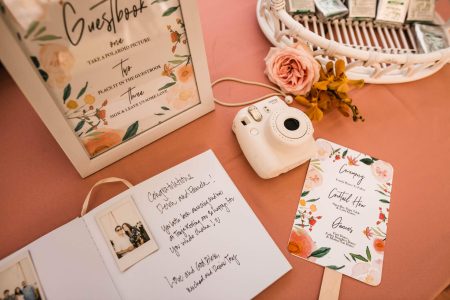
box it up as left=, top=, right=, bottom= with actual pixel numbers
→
left=288, top=139, right=393, bottom=286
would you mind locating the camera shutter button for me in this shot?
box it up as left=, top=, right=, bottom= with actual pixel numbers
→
left=248, top=106, right=262, bottom=122
left=250, top=128, right=259, bottom=135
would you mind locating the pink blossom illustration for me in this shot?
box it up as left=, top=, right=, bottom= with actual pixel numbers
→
left=371, top=160, right=393, bottom=183
left=303, top=168, right=323, bottom=191
left=351, top=259, right=383, bottom=286
left=315, top=139, right=332, bottom=160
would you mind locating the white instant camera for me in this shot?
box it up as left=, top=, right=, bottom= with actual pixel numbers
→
left=232, top=96, right=317, bottom=179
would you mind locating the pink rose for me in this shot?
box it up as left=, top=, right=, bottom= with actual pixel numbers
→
left=264, top=44, right=320, bottom=95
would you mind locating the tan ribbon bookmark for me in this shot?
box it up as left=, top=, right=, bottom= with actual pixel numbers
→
left=81, top=177, right=133, bottom=216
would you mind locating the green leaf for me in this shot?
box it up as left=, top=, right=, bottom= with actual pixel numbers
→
left=307, top=198, right=320, bottom=202
left=327, top=265, right=345, bottom=270
left=376, top=190, right=389, bottom=196
left=32, top=34, right=61, bottom=41
left=308, top=247, right=330, bottom=258
left=24, top=21, right=39, bottom=39
left=168, top=59, right=186, bottom=64
left=174, top=54, right=190, bottom=58
left=38, top=69, right=48, bottom=81
left=301, top=191, right=309, bottom=197
left=33, top=26, right=46, bottom=38
left=74, top=119, right=85, bottom=132
left=379, top=199, right=390, bottom=204
left=30, top=56, right=40, bottom=68
left=151, top=0, right=169, bottom=3
left=63, top=84, right=72, bottom=103
left=161, top=106, right=170, bottom=111
left=331, top=148, right=341, bottom=155
left=77, top=82, right=88, bottom=99
left=85, top=126, right=96, bottom=134
left=158, top=82, right=176, bottom=91
left=360, top=158, right=374, bottom=165
left=162, top=6, right=179, bottom=16
left=344, top=254, right=351, bottom=262
left=170, top=73, right=177, bottom=81
left=342, top=149, right=348, bottom=158
left=366, top=246, right=371, bottom=261
left=154, top=113, right=165, bottom=116
left=350, top=253, right=368, bottom=262
left=85, top=131, right=103, bottom=138
left=122, top=121, right=139, bottom=141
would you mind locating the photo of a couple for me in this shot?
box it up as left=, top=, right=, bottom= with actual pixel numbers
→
left=112, top=221, right=150, bottom=259
left=96, top=197, right=159, bottom=271
left=0, top=254, right=45, bottom=300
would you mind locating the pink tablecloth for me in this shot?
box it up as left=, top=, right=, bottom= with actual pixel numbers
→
left=0, top=0, right=449, bottom=299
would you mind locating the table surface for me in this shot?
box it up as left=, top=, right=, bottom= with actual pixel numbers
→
left=1, top=1, right=449, bottom=299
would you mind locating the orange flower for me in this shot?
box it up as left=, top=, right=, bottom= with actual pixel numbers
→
left=177, top=64, right=193, bottom=83
left=84, top=94, right=95, bottom=105
left=363, top=227, right=373, bottom=239
left=83, top=129, right=122, bottom=157
left=373, top=239, right=385, bottom=253
left=66, top=99, right=78, bottom=109
left=288, top=228, right=314, bottom=258
left=310, top=204, right=317, bottom=212
left=299, top=199, right=306, bottom=206
left=162, top=64, right=174, bottom=77
left=96, top=109, right=106, bottom=120
left=171, top=31, right=179, bottom=43
left=347, top=156, right=359, bottom=166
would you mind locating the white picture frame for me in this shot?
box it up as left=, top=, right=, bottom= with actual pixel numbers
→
left=0, top=0, right=214, bottom=177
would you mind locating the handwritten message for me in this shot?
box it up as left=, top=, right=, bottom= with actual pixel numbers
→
left=164, top=252, right=241, bottom=293
left=148, top=174, right=236, bottom=257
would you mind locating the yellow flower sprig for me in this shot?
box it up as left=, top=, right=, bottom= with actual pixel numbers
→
left=295, top=59, right=365, bottom=122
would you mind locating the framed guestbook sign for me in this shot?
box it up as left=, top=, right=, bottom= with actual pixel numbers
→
left=0, top=0, right=214, bottom=177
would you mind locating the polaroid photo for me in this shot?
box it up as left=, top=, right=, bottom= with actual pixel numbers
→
left=96, top=196, right=158, bottom=272
left=0, top=252, right=46, bottom=300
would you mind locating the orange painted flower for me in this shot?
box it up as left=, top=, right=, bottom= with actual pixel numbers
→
left=347, top=156, right=359, bottom=166
left=373, top=238, right=385, bottom=253
left=83, top=129, right=122, bottom=157
left=299, top=199, right=306, bottom=206
left=171, top=31, right=179, bottom=43
left=363, top=227, right=373, bottom=239
left=162, top=64, right=174, bottom=77
left=177, top=64, right=193, bottom=83
left=96, top=109, right=106, bottom=120
left=66, top=99, right=78, bottom=109
left=288, top=228, right=314, bottom=258
left=310, top=204, right=317, bottom=212
left=84, top=94, right=95, bottom=105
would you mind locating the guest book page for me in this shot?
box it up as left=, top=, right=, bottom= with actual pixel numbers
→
left=84, top=150, right=292, bottom=299
left=288, top=139, right=394, bottom=286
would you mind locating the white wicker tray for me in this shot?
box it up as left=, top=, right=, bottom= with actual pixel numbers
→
left=257, top=0, right=450, bottom=83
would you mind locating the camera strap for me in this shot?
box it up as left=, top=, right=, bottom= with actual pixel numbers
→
left=211, top=77, right=292, bottom=107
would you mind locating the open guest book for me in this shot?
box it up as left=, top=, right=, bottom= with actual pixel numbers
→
left=0, top=151, right=291, bottom=299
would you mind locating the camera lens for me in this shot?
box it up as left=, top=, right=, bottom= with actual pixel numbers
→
left=284, top=118, right=300, bottom=131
